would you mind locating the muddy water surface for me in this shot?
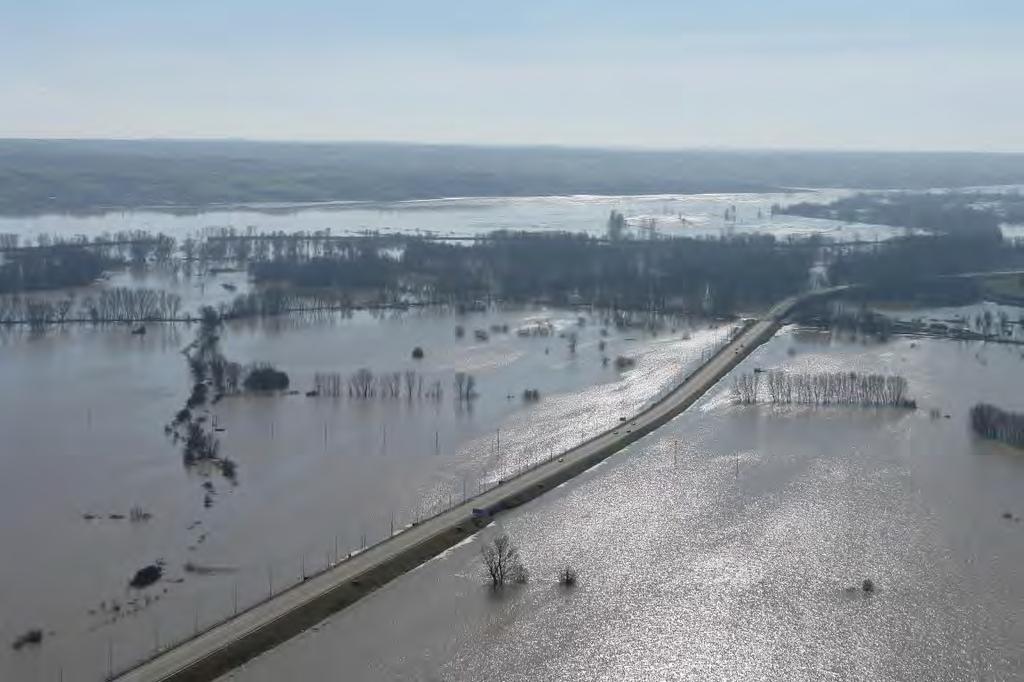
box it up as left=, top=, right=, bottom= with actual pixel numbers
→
left=0, top=305, right=729, bottom=681
left=220, top=322, right=1024, bottom=682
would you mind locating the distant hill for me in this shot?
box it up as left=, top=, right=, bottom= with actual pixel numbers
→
left=2, top=139, right=1024, bottom=215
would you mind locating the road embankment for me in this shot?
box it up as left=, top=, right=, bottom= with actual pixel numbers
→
left=116, top=294, right=823, bottom=682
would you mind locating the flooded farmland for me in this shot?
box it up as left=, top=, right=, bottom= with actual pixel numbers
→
left=2, top=191, right=1020, bottom=681
left=0, top=189, right=900, bottom=244
left=0, top=299, right=732, bottom=681
left=217, top=318, right=1024, bottom=682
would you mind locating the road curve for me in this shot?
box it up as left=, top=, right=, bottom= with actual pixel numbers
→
left=114, top=292, right=823, bottom=682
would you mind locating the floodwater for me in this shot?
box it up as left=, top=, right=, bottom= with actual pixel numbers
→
left=0, top=303, right=731, bottom=681
left=0, top=190, right=909, bottom=243
left=219, top=319, right=1024, bottom=682
left=2, top=190, right=1018, bottom=681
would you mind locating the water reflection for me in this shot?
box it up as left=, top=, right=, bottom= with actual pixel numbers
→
left=0, top=304, right=725, bottom=681
left=221, top=323, right=1024, bottom=682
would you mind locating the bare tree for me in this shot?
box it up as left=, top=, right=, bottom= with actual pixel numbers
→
left=454, top=372, right=477, bottom=401
left=224, top=362, right=242, bottom=394
left=349, top=368, right=375, bottom=399
left=425, top=379, right=443, bottom=400
left=384, top=371, right=402, bottom=398
left=558, top=565, right=578, bottom=586
left=481, top=533, right=528, bottom=588
left=733, top=370, right=913, bottom=408
left=54, top=296, right=74, bottom=323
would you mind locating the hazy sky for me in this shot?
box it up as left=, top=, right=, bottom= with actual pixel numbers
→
left=3, top=1, right=1023, bottom=151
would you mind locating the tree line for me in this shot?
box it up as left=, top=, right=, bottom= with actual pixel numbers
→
left=311, top=368, right=470, bottom=402
left=829, top=233, right=1024, bottom=297
left=0, top=287, right=183, bottom=329
left=8, top=214, right=1024, bottom=317
left=0, top=286, right=350, bottom=329
left=0, top=246, right=111, bottom=293
left=777, top=191, right=1004, bottom=241
left=166, top=306, right=291, bottom=484
left=246, top=231, right=817, bottom=315
left=733, top=371, right=915, bottom=408
left=970, top=403, right=1024, bottom=449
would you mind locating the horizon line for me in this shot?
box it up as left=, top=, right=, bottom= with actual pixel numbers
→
left=2, top=136, right=1024, bottom=156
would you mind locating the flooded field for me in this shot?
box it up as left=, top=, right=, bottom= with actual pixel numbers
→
left=218, top=317, right=1024, bottom=681
left=0, top=190, right=903, bottom=243
left=3, top=191, right=1020, bottom=681
left=0, top=301, right=732, bottom=681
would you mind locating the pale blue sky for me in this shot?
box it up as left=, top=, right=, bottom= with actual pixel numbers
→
left=2, top=1, right=1023, bottom=150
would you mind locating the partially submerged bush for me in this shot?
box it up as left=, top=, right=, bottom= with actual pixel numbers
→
left=558, top=565, right=578, bottom=586
left=129, top=506, right=152, bottom=523
left=243, top=364, right=290, bottom=391
left=129, top=564, right=163, bottom=589
left=183, top=422, right=219, bottom=464
left=220, top=457, right=238, bottom=481
left=11, top=629, right=43, bottom=651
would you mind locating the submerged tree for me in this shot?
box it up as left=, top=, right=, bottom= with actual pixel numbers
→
left=733, top=371, right=914, bottom=409
left=481, top=533, right=528, bottom=588
left=349, top=368, right=375, bottom=398
left=454, top=372, right=477, bottom=401
left=606, top=210, right=627, bottom=241
left=558, top=565, right=578, bottom=587
left=971, top=403, right=1024, bottom=449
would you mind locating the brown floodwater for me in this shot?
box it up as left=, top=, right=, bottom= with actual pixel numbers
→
left=0, top=302, right=728, bottom=681
left=216, top=319, right=1024, bottom=682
